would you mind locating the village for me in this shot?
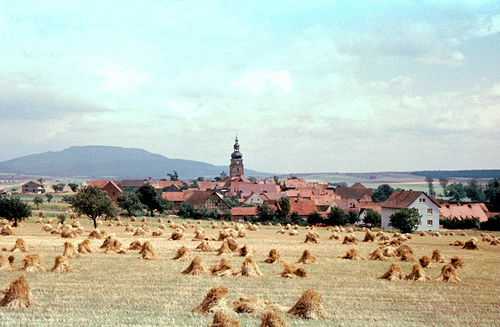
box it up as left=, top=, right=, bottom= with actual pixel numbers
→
left=18, top=137, right=495, bottom=231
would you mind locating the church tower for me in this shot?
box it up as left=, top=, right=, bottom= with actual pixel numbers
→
left=229, top=136, right=244, bottom=178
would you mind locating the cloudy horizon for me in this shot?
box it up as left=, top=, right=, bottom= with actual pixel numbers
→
left=1, top=1, right=499, bottom=174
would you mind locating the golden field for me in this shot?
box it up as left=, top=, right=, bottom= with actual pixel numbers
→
left=0, top=212, right=499, bottom=326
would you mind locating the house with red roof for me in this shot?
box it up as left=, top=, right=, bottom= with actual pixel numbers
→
left=439, top=202, right=489, bottom=223
left=381, top=190, right=440, bottom=231
left=89, top=180, right=122, bottom=203
left=185, top=190, right=231, bottom=215
left=231, top=206, right=258, bottom=221
left=335, top=183, right=373, bottom=201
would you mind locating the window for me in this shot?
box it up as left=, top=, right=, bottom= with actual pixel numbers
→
left=427, top=208, right=433, bottom=215
left=427, top=220, right=433, bottom=226
left=419, top=198, right=426, bottom=203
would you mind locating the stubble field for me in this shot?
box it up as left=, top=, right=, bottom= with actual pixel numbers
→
left=0, top=216, right=499, bottom=327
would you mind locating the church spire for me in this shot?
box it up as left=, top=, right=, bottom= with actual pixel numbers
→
left=230, top=135, right=244, bottom=178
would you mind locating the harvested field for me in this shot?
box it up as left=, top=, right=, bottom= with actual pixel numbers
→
left=0, top=220, right=498, bottom=326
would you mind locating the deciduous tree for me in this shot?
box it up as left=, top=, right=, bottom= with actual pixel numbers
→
left=389, top=208, right=421, bottom=233
left=0, top=196, right=31, bottom=227
left=117, top=191, right=144, bottom=216
left=33, top=196, right=43, bottom=209
left=69, top=186, right=116, bottom=228
left=372, top=184, right=395, bottom=203
left=136, top=184, right=163, bottom=217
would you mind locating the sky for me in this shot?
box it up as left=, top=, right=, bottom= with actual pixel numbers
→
left=1, top=0, right=499, bottom=175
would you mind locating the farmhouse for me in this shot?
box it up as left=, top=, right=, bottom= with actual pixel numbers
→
left=439, top=202, right=490, bottom=223
left=22, top=181, right=44, bottom=194
left=89, top=180, right=122, bottom=203
left=381, top=190, right=440, bottom=231
left=185, top=190, right=231, bottom=215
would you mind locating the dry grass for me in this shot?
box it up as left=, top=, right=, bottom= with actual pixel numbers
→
left=0, top=221, right=498, bottom=326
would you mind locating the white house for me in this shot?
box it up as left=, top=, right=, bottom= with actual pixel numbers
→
left=381, top=190, right=440, bottom=232
left=22, top=181, right=44, bottom=194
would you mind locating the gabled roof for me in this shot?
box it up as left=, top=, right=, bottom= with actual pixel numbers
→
left=89, top=180, right=109, bottom=188
left=186, top=191, right=226, bottom=207
left=119, top=180, right=147, bottom=188
left=162, top=191, right=194, bottom=202
left=382, top=190, right=440, bottom=209
left=150, top=180, right=185, bottom=189
left=335, top=186, right=373, bottom=200
left=102, top=181, right=122, bottom=193
left=289, top=199, right=318, bottom=217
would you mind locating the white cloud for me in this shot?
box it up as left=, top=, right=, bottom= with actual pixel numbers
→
left=234, top=70, right=292, bottom=96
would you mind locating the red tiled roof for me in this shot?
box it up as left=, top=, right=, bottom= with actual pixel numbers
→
left=162, top=191, right=194, bottom=202
left=382, top=190, right=440, bottom=209
left=440, top=203, right=489, bottom=222
left=231, top=207, right=258, bottom=217
left=335, top=186, right=373, bottom=200
left=289, top=199, right=318, bottom=217
left=186, top=191, right=221, bottom=207
left=89, top=180, right=110, bottom=188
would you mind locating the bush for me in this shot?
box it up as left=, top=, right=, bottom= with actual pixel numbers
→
left=440, top=218, right=479, bottom=229
left=480, top=215, right=500, bottom=231
left=326, top=207, right=348, bottom=226
left=306, top=212, right=323, bottom=226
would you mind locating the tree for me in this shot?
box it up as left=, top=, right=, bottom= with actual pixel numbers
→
left=465, top=179, right=486, bottom=202
left=190, top=180, right=199, bottom=188
left=136, top=184, right=163, bottom=217
left=327, top=207, right=348, bottom=226
left=0, top=196, right=31, bottom=227
left=222, top=210, right=232, bottom=221
left=447, top=183, right=466, bottom=201
left=161, top=199, right=174, bottom=212
left=52, top=183, right=65, bottom=192
left=69, top=186, right=116, bottom=228
left=256, top=203, right=276, bottom=222
left=117, top=191, right=144, bottom=216
left=167, top=171, right=179, bottom=181
left=363, top=210, right=381, bottom=227
left=439, top=177, right=449, bottom=197
left=372, top=184, right=395, bottom=203
left=33, top=196, right=43, bottom=209
left=306, top=212, right=323, bottom=226
left=347, top=210, right=360, bottom=225
left=389, top=208, right=421, bottom=233
left=197, top=177, right=204, bottom=181
left=485, top=178, right=500, bottom=209
left=480, top=214, right=500, bottom=231
left=276, top=197, right=291, bottom=223
left=224, top=195, right=242, bottom=208
left=45, top=194, right=53, bottom=203
left=68, top=183, right=79, bottom=192
left=177, top=202, right=195, bottom=218
left=425, top=176, right=436, bottom=196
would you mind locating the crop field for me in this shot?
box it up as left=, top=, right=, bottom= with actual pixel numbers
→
left=0, top=214, right=499, bottom=326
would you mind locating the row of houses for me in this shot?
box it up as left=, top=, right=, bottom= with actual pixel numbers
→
left=87, top=177, right=492, bottom=231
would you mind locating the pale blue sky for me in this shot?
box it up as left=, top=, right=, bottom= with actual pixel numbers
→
left=1, top=0, right=499, bottom=174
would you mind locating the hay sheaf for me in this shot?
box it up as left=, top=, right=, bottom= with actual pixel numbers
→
left=369, top=248, right=389, bottom=261
left=239, top=257, right=263, bottom=277
left=124, top=224, right=135, bottom=232
left=19, top=254, right=47, bottom=272
left=431, top=249, right=446, bottom=263
left=450, top=256, right=465, bottom=268
left=405, top=263, right=430, bottom=282
left=133, top=227, right=147, bottom=237
left=379, top=263, right=405, bottom=281
left=196, top=241, right=215, bottom=252
left=304, top=232, right=319, bottom=244
left=342, top=234, right=358, bottom=245
left=329, top=232, right=340, bottom=240
left=63, top=242, right=82, bottom=258
left=237, top=244, right=255, bottom=257
left=210, top=258, right=235, bottom=277
left=362, top=230, right=376, bottom=242
left=50, top=255, right=73, bottom=273
left=217, top=242, right=233, bottom=256
left=287, top=289, right=325, bottom=320
left=101, top=237, right=126, bottom=254
left=339, top=248, right=365, bottom=260
left=297, top=250, right=316, bottom=264
left=172, top=246, right=192, bottom=261
left=233, top=296, right=283, bottom=316
left=10, top=238, right=27, bottom=252
left=0, top=275, right=35, bottom=308
left=463, top=238, right=480, bottom=250
left=169, top=229, right=184, bottom=241
left=41, top=224, right=52, bottom=232
left=88, top=229, right=105, bottom=239
left=418, top=255, right=432, bottom=268
left=128, top=240, right=143, bottom=251
left=226, top=238, right=239, bottom=252
left=264, top=249, right=283, bottom=264
left=182, top=256, right=208, bottom=275
left=152, top=230, right=163, bottom=237
left=435, top=264, right=461, bottom=283
left=279, top=262, right=307, bottom=278
left=0, top=254, right=14, bottom=271
left=1, top=225, right=14, bottom=236
left=400, top=251, right=417, bottom=262
left=192, top=229, right=205, bottom=241
left=394, top=244, right=414, bottom=257
left=192, top=286, right=231, bottom=315
left=139, top=241, right=158, bottom=260
left=450, top=240, right=465, bottom=246
left=259, top=310, right=288, bottom=327
left=61, top=225, right=78, bottom=238
left=210, top=310, right=241, bottom=327
left=77, top=239, right=92, bottom=254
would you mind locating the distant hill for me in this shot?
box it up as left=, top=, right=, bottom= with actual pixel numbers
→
left=0, top=146, right=267, bottom=180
